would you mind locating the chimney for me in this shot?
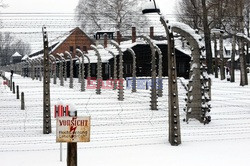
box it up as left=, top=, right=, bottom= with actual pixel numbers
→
left=104, top=33, right=108, bottom=48
left=132, top=27, right=136, bottom=43
left=150, top=27, right=154, bottom=39
left=116, top=31, right=121, bottom=45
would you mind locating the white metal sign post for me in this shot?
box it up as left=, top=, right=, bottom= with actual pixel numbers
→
left=54, top=104, right=69, bottom=162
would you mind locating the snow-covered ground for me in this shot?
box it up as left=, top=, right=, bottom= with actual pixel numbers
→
left=0, top=71, right=250, bottom=166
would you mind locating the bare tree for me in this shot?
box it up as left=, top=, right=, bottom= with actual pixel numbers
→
left=12, top=39, right=31, bottom=56
left=228, top=0, right=239, bottom=82
left=0, top=32, right=31, bottom=66
left=75, top=0, right=148, bottom=34
left=0, top=0, right=7, bottom=8
left=178, top=0, right=250, bottom=84
left=0, top=0, right=8, bottom=27
left=238, top=0, right=248, bottom=86
left=177, top=0, right=203, bottom=30
left=244, top=0, right=250, bottom=66
left=177, top=0, right=214, bottom=74
left=201, top=0, right=213, bottom=74
left=177, top=0, right=232, bottom=75
left=0, top=32, right=14, bottom=65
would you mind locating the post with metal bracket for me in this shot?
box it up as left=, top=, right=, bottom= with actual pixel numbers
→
left=127, top=48, right=137, bottom=93
left=57, top=54, right=65, bottom=86
left=108, top=51, right=117, bottom=90
left=111, top=40, right=124, bottom=101
left=59, top=58, right=64, bottom=86
left=31, top=59, right=35, bottom=80
left=154, top=44, right=163, bottom=97
left=65, top=51, right=74, bottom=89
left=27, top=60, right=32, bottom=78
left=38, top=58, right=43, bottom=81
left=75, top=55, right=81, bottom=83
left=64, top=58, right=68, bottom=81
left=82, top=54, right=91, bottom=85
left=141, top=35, right=158, bottom=110
left=35, top=59, right=39, bottom=80
left=86, top=56, right=91, bottom=82
left=26, top=59, right=31, bottom=79
left=20, top=62, right=24, bottom=77
left=42, top=26, right=52, bottom=134
left=170, top=21, right=211, bottom=124
left=91, top=45, right=103, bottom=95
left=49, top=55, right=57, bottom=85
left=76, top=49, right=86, bottom=92
left=160, top=17, right=181, bottom=145
left=58, top=53, right=67, bottom=82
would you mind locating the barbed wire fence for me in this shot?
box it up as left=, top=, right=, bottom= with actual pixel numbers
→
left=0, top=13, right=250, bottom=152
left=1, top=70, right=250, bottom=152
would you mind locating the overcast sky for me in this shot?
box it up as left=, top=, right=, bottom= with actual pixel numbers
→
left=2, top=0, right=179, bottom=16
left=1, top=0, right=179, bottom=52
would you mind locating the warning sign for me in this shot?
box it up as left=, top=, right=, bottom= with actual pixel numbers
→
left=56, top=116, right=90, bottom=143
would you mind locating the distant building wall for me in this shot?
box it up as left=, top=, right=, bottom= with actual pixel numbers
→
left=10, top=56, right=22, bottom=64
left=52, top=27, right=95, bottom=58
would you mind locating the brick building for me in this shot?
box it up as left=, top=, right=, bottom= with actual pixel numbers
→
left=29, top=27, right=95, bottom=59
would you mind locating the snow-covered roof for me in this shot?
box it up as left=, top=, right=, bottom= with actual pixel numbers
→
left=49, top=30, right=74, bottom=53
left=174, top=39, right=192, bottom=55
left=29, top=54, right=43, bottom=60
left=27, top=28, right=193, bottom=64
left=29, top=28, right=75, bottom=56
left=11, top=52, right=22, bottom=57
left=27, top=37, right=192, bottom=64
left=95, top=30, right=115, bottom=33
left=21, top=54, right=29, bottom=61
left=86, top=47, right=113, bottom=64
left=83, top=38, right=191, bottom=64
left=210, top=38, right=239, bottom=59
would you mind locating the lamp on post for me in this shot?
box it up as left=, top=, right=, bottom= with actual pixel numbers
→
left=142, top=0, right=161, bottom=14
left=142, top=0, right=181, bottom=146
